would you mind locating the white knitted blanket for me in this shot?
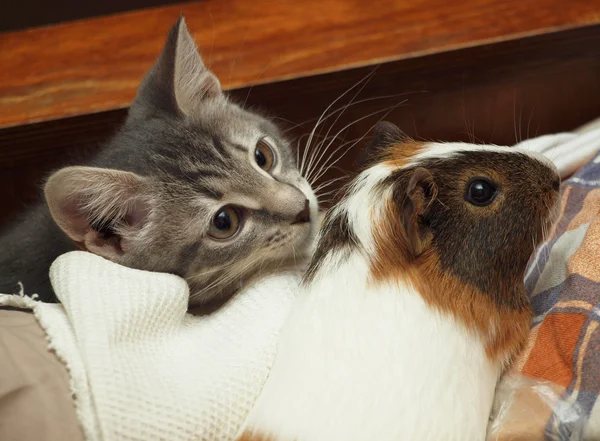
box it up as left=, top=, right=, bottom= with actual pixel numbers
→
left=0, top=251, right=300, bottom=441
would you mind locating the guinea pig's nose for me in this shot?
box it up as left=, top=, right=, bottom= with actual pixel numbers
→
left=292, top=200, right=311, bottom=224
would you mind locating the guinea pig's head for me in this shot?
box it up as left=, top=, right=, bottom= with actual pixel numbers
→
left=307, top=121, right=561, bottom=363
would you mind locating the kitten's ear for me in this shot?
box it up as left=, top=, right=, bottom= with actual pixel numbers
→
left=133, top=16, right=222, bottom=117
left=44, top=167, right=151, bottom=261
left=401, top=167, right=437, bottom=257
left=357, top=121, right=407, bottom=168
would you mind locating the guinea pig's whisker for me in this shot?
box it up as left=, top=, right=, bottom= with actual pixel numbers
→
left=436, top=199, right=450, bottom=210
left=526, top=107, right=535, bottom=140
left=531, top=234, right=544, bottom=278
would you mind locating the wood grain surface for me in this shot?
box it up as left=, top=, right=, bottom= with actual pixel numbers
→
left=1, top=0, right=599, bottom=129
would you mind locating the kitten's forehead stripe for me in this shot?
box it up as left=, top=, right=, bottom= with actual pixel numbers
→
left=177, top=242, right=201, bottom=275
left=212, top=136, right=232, bottom=159
left=184, top=169, right=228, bottom=181
left=232, top=144, right=248, bottom=153
left=197, top=186, right=223, bottom=199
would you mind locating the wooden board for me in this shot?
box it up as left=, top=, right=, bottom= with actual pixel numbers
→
left=1, top=0, right=599, bottom=129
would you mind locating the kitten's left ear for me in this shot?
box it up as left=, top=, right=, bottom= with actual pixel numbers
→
left=133, top=16, right=222, bottom=117
left=44, top=166, right=151, bottom=262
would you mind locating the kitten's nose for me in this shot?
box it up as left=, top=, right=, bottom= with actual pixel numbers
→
left=292, top=200, right=311, bottom=224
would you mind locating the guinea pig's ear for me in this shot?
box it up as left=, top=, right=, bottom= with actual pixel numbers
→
left=44, top=166, right=151, bottom=261
left=401, top=167, right=438, bottom=256
left=357, top=121, right=406, bottom=168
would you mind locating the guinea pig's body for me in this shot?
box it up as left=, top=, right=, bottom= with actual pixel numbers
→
left=239, top=124, right=561, bottom=441
left=241, top=253, right=498, bottom=441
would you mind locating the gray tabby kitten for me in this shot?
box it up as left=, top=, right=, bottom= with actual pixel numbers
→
left=0, top=17, right=318, bottom=305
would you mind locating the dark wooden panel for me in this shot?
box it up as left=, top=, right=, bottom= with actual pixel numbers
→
left=1, top=0, right=599, bottom=129
left=1, top=25, right=599, bottom=228
left=0, top=0, right=177, bottom=33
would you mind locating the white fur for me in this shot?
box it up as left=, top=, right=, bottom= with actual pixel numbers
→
left=412, top=142, right=558, bottom=174
left=329, top=162, right=394, bottom=254
left=241, top=252, right=500, bottom=441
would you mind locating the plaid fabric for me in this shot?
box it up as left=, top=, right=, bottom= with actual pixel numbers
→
left=489, top=152, right=600, bottom=441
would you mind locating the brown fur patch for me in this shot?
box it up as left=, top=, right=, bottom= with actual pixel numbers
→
left=382, top=141, right=426, bottom=170
left=371, top=200, right=532, bottom=364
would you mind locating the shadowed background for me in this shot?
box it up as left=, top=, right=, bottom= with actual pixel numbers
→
left=1, top=0, right=599, bottom=228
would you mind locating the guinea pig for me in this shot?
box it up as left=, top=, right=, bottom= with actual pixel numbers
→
left=237, top=121, right=561, bottom=441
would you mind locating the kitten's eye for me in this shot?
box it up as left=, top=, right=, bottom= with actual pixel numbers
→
left=255, top=139, right=275, bottom=171
left=209, top=206, right=240, bottom=240
left=465, top=178, right=498, bottom=206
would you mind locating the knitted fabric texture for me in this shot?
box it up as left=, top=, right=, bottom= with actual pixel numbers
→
left=0, top=251, right=300, bottom=441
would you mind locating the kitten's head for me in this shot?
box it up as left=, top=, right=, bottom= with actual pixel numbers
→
left=44, top=17, right=318, bottom=304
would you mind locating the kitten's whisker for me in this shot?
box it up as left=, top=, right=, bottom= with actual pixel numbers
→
left=310, top=101, right=406, bottom=184
left=290, top=243, right=298, bottom=267
left=316, top=177, right=348, bottom=194
left=186, top=257, right=249, bottom=282
left=242, top=60, right=274, bottom=108
left=305, top=91, right=424, bottom=180
left=305, top=130, right=350, bottom=184
left=305, top=91, right=417, bottom=182
left=193, top=254, right=262, bottom=299
left=313, top=175, right=348, bottom=193
left=229, top=36, right=248, bottom=84
left=281, top=118, right=319, bottom=135
left=308, top=72, right=375, bottom=178
left=307, top=134, right=364, bottom=184
left=310, top=106, right=400, bottom=184
left=297, top=133, right=331, bottom=169
left=299, top=132, right=331, bottom=172
left=291, top=91, right=422, bottom=139
left=271, top=116, right=304, bottom=125
left=301, top=91, right=422, bottom=179
left=301, top=67, right=378, bottom=176
left=308, top=137, right=362, bottom=185
left=316, top=188, right=342, bottom=200
left=304, top=134, right=347, bottom=182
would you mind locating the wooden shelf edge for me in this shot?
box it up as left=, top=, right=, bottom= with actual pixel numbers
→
left=1, top=0, right=599, bottom=130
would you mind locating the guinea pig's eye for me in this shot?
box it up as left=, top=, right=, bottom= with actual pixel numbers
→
left=255, top=138, right=275, bottom=172
left=208, top=206, right=241, bottom=240
left=465, top=178, right=498, bottom=206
